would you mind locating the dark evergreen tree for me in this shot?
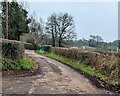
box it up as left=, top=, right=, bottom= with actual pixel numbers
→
left=1, top=1, right=31, bottom=40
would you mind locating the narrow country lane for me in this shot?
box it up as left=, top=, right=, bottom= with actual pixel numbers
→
left=2, top=50, right=112, bottom=94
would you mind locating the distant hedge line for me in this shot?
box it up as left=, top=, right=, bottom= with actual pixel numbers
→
left=53, top=47, right=119, bottom=85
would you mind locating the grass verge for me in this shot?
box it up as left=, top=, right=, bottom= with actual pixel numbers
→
left=0, top=57, right=33, bottom=71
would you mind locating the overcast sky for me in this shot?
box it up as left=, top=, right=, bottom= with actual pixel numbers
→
left=27, top=2, right=118, bottom=42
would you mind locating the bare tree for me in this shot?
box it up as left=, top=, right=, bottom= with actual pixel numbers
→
left=28, top=12, right=45, bottom=45
left=89, top=35, right=103, bottom=47
left=96, top=35, right=103, bottom=43
left=46, top=13, right=57, bottom=47
left=46, top=13, right=76, bottom=47
left=18, top=0, right=29, bottom=10
left=57, top=13, right=76, bottom=47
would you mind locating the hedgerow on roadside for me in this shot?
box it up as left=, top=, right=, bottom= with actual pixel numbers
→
left=0, top=39, right=33, bottom=71
left=52, top=48, right=119, bottom=86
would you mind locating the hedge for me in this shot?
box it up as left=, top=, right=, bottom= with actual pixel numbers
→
left=1, top=39, right=24, bottom=60
left=52, top=47, right=119, bottom=85
left=23, top=42, right=40, bottom=50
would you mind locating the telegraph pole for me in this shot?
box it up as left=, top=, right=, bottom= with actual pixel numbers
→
left=5, top=0, right=8, bottom=39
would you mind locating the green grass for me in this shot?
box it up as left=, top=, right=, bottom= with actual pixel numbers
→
left=0, top=57, right=33, bottom=71
left=35, top=50, right=106, bottom=81
left=83, top=66, right=94, bottom=76
left=19, top=58, right=33, bottom=70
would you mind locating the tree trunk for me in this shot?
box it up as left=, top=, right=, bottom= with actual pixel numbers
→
left=59, top=38, right=62, bottom=47
left=52, top=37, right=55, bottom=47
left=52, top=28, right=55, bottom=47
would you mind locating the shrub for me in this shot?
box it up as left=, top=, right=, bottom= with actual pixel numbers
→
left=40, top=45, right=52, bottom=52
left=0, top=58, right=33, bottom=71
left=34, top=44, right=41, bottom=50
left=1, top=39, right=24, bottom=60
left=24, top=42, right=40, bottom=50
left=24, top=42, right=35, bottom=50
left=19, top=58, right=33, bottom=70
left=26, top=37, right=35, bottom=44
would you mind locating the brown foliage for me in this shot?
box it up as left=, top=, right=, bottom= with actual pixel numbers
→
left=53, top=47, right=119, bottom=84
